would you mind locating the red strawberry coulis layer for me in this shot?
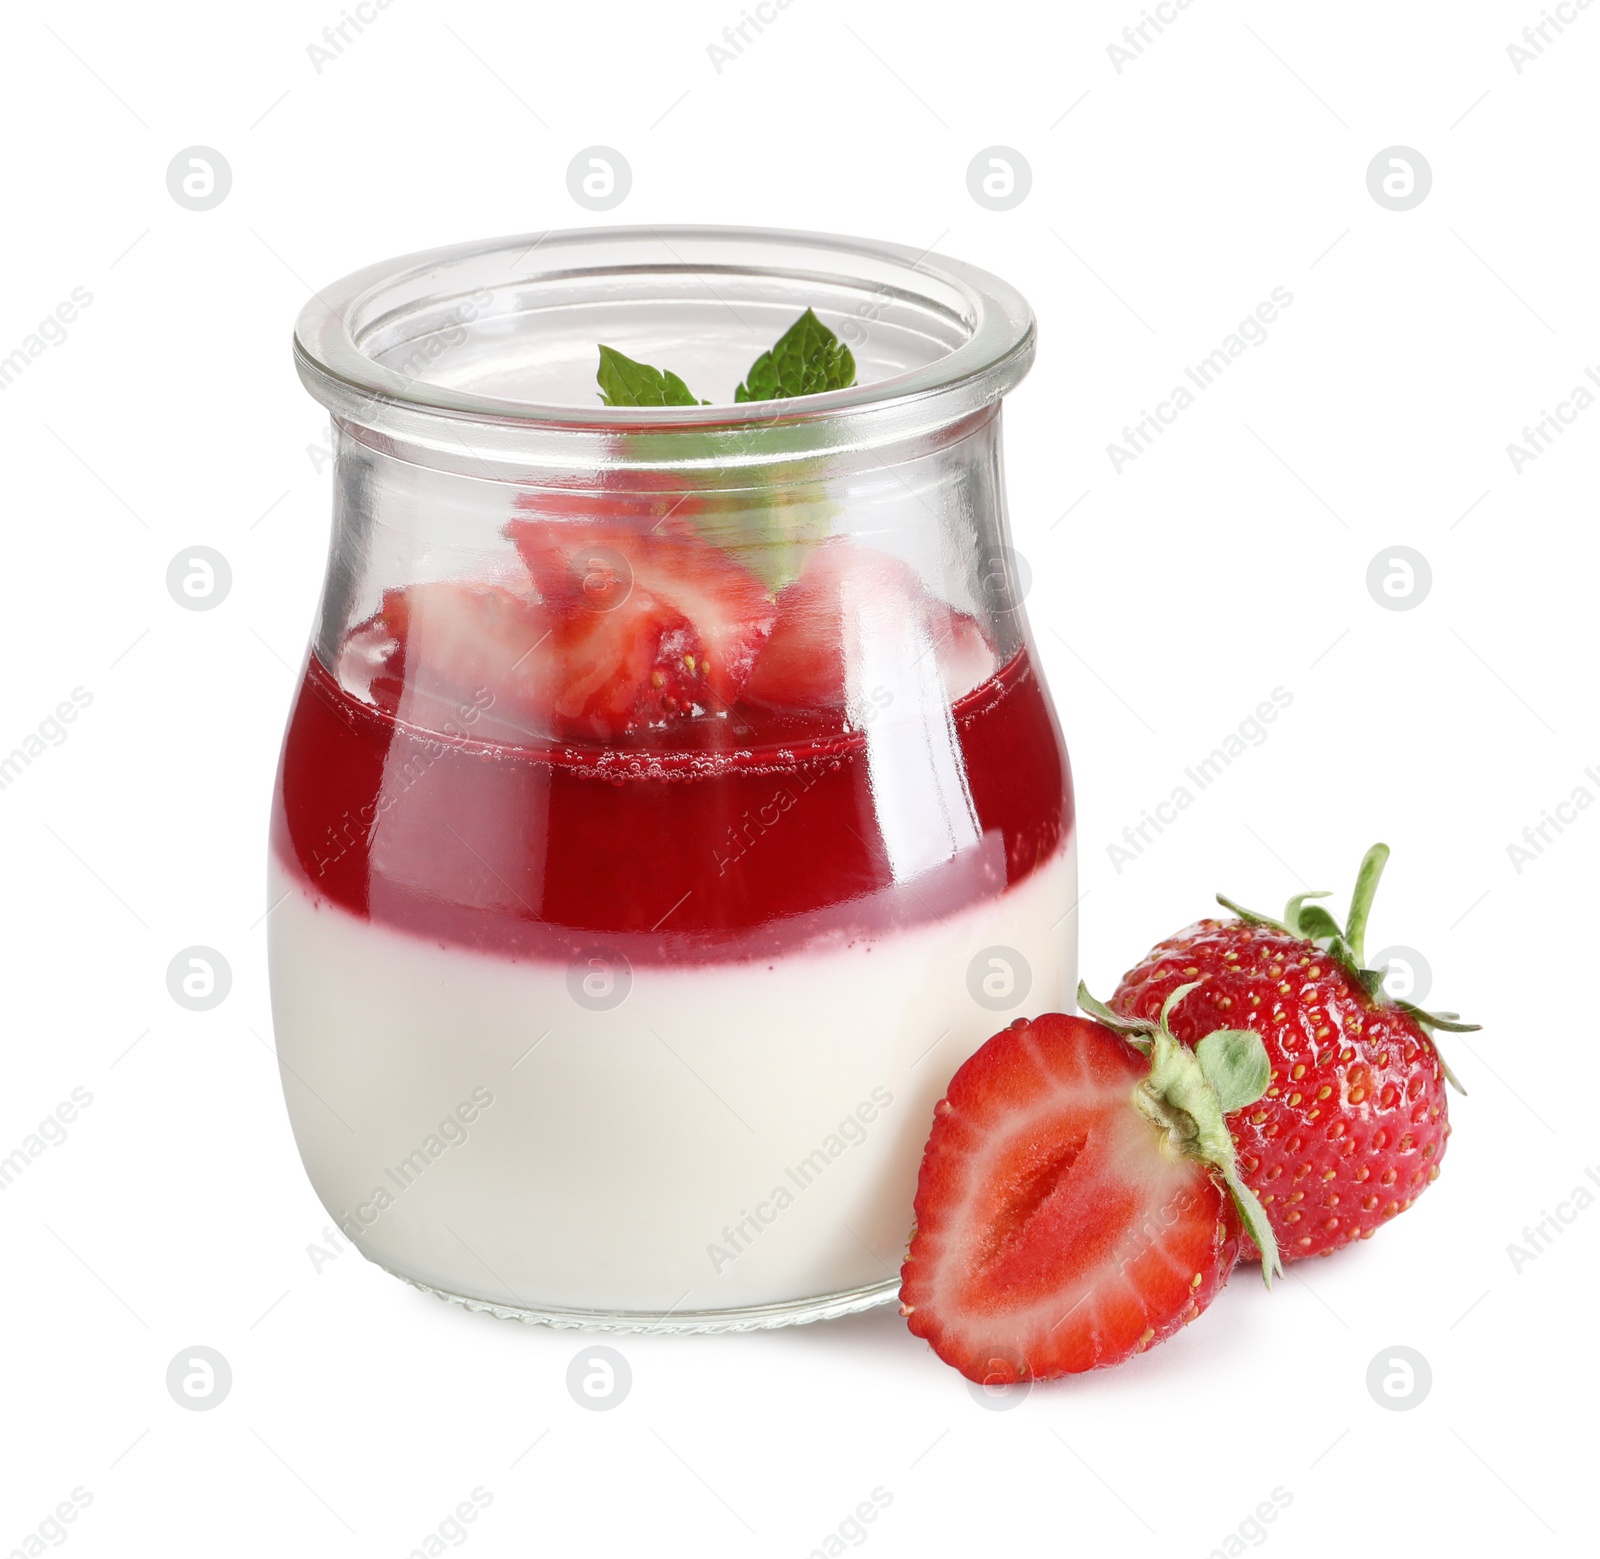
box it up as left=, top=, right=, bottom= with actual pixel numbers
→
left=271, top=646, right=1071, bottom=965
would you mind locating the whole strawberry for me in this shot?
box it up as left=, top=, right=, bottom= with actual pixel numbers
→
left=1097, top=845, right=1475, bottom=1262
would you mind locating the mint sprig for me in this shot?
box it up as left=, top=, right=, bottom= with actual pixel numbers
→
left=735, top=308, right=856, bottom=403
left=596, top=345, right=707, bottom=407
left=594, top=308, right=856, bottom=409
left=588, top=309, right=856, bottom=590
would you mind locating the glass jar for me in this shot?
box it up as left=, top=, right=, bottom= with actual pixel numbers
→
left=271, top=226, right=1076, bottom=1332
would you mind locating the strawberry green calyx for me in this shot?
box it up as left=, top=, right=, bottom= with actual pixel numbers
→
left=1216, top=842, right=1478, bottom=1095
left=1079, top=980, right=1283, bottom=1286
left=1077, top=983, right=1147, bottom=1043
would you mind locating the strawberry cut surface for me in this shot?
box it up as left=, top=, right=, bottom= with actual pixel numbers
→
left=742, top=538, right=994, bottom=713
left=506, top=504, right=774, bottom=709
left=900, top=1014, right=1242, bottom=1383
left=342, top=578, right=707, bottom=743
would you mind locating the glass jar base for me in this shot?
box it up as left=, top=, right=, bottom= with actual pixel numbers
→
left=386, top=1267, right=902, bottom=1335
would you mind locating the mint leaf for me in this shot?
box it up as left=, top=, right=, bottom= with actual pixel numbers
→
left=733, top=485, right=837, bottom=592
left=596, top=345, right=706, bottom=407
left=734, top=308, right=856, bottom=403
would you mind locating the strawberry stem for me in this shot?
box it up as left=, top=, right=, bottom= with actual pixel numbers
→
left=1221, top=844, right=1479, bottom=1096
left=1343, top=842, right=1390, bottom=967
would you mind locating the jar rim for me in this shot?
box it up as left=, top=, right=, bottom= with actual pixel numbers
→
left=293, top=224, right=1035, bottom=435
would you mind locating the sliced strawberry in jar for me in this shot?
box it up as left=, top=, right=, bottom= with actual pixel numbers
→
left=506, top=503, right=774, bottom=708
left=340, top=579, right=707, bottom=743
left=742, top=539, right=996, bottom=715
left=735, top=543, right=847, bottom=712
left=550, top=588, right=706, bottom=737
left=341, top=582, right=548, bottom=735
left=935, top=610, right=997, bottom=704
left=900, top=1005, right=1279, bottom=1383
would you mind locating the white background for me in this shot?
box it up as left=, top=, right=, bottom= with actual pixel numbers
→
left=0, top=1, right=1591, bottom=1554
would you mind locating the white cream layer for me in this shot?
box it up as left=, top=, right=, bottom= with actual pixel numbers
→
left=267, top=839, right=1077, bottom=1315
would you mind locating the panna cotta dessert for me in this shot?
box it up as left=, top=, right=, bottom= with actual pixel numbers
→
left=272, top=226, right=1074, bottom=1329
left=270, top=522, right=1075, bottom=1320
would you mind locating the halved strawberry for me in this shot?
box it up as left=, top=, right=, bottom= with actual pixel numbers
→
left=506, top=501, right=774, bottom=708
left=742, top=539, right=995, bottom=714
left=341, top=579, right=706, bottom=742
left=900, top=992, right=1279, bottom=1384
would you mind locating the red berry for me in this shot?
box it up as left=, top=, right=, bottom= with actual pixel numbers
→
left=1108, top=845, right=1471, bottom=1263
left=343, top=578, right=706, bottom=742
left=506, top=504, right=774, bottom=709
left=899, top=1011, right=1273, bottom=1383
left=742, top=539, right=992, bottom=714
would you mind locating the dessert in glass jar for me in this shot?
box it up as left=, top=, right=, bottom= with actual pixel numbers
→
left=270, top=227, right=1076, bottom=1331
